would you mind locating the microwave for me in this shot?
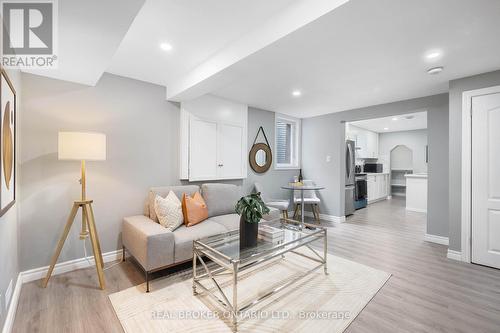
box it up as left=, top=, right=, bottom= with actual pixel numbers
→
left=364, top=163, right=383, bottom=173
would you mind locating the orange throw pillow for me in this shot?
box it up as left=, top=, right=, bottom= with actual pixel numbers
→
left=182, top=192, right=208, bottom=227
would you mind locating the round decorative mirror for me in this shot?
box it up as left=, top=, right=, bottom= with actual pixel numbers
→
left=249, top=142, right=272, bottom=173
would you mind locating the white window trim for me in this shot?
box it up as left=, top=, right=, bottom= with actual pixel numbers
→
left=274, top=114, right=301, bottom=170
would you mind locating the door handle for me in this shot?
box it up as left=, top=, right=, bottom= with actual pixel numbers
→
left=218, top=164, right=224, bottom=167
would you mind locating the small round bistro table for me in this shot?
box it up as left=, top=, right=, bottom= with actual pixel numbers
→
left=281, top=184, right=325, bottom=229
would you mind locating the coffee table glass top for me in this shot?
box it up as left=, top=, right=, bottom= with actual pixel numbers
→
left=195, top=219, right=324, bottom=265
left=281, top=185, right=324, bottom=190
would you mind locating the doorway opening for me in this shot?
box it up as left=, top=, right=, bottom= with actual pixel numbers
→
left=344, top=111, right=428, bottom=217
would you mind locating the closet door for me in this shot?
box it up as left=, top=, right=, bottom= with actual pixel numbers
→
left=218, top=123, right=244, bottom=179
left=472, top=92, right=500, bottom=269
left=189, top=117, right=217, bottom=180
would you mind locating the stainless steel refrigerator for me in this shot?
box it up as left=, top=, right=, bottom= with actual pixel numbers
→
left=345, top=140, right=355, bottom=216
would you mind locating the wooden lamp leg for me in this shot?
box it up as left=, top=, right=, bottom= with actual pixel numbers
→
left=87, top=204, right=104, bottom=269
left=42, top=203, right=79, bottom=288
left=84, top=204, right=106, bottom=289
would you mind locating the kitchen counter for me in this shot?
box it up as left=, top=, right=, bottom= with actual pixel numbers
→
left=405, top=173, right=427, bottom=213
left=365, top=172, right=390, bottom=175
left=405, top=173, right=428, bottom=179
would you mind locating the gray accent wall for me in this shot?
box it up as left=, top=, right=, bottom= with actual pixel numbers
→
left=448, top=70, right=500, bottom=251
left=19, top=73, right=295, bottom=271
left=302, top=94, right=449, bottom=237
left=0, top=69, right=21, bottom=330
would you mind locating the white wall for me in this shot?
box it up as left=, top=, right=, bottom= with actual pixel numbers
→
left=378, top=129, right=428, bottom=173
left=19, top=72, right=297, bottom=272
left=0, top=68, right=21, bottom=331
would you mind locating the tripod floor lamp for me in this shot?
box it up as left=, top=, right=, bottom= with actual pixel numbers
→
left=43, top=132, right=107, bottom=289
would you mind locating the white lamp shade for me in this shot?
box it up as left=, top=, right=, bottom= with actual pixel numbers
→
left=58, top=132, right=106, bottom=161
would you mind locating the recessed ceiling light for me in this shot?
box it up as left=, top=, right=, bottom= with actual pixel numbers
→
left=384, top=127, right=389, bottom=130
left=292, top=90, right=302, bottom=97
left=160, top=42, right=173, bottom=52
left=392, top=117, right=398, bottom=121
left=427, top=66, right=443, bottom=75
left=425, top=51, right=441, bottom=60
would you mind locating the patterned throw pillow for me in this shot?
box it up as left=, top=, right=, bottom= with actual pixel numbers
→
left=182, top=192, right=209, bottom=227
left=154, top=191, right=184, bottom=231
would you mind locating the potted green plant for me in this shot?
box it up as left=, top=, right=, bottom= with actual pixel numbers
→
left=235, top=192, right=270, bottom=248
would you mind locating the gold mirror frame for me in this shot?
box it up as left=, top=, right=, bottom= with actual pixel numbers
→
left=249, top=142, right=272, bottom=173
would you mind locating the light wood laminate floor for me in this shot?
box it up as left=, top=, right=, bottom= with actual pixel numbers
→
left=13, top=198, right=500, bottom=332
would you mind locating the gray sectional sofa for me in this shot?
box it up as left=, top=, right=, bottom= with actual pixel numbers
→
left=122, top=183, right=279, bottom=292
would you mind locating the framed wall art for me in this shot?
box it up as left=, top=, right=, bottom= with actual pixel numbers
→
left=0, top=69, right=16, bottom=216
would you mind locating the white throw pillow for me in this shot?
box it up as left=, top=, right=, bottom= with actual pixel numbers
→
left=154, top=191, right=184, bottom=231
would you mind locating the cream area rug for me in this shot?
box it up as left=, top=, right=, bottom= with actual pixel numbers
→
left=109, top=251, right=390, bottom=333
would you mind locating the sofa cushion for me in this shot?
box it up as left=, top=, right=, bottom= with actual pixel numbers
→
left=122, top=215, right=175, bottom=271
left=154, top=192, right=184, bottom=231
left=182, top=192, right=208, bottom=227
left=148, top=185, right=199, bottom=222
left=208, top=213, right=240, bottom=231
left=173, top=221, right=227, bottom=262
left=201, top=183, right=241, bottom=218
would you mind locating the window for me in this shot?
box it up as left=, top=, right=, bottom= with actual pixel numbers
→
left=275, top=115, right=300, bottom=169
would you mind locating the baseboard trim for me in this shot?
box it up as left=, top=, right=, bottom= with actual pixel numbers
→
left=2, top=274, right=22, bottom=333
left=2, top=249, right=122, bottom=333
left=303, top=211, right=346, bottom=223
left=447, top=249, right=463, bottom=261
left=20, top=249, right=122, bottom=284
left=406, top=207, right=427, bottom=213
left=424, top=234, right=449, bottom=246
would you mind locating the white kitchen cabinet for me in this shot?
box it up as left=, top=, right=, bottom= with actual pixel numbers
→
left=180, top=95, right=248, bottom=181
left=189, top=118, right=218, bottom=180
left=217, top=123, right=244, bottom=179
left=366, top=130, right=379, bottom=158
left=346, top=124, right=378, bottom=159
left=189, top=117, right=246, bottom=181
left=367, top=173, right=389, bottom=203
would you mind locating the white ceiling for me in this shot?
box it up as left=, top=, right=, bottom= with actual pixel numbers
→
left=106, top=0, right=301, bottom=87
left=23, top=0, right=500, bottom=118
left=210, top=0, right=500, bottom=117
left=349, top=111, right=427, bottom=133
left=24, top=0, right=145, bottom=86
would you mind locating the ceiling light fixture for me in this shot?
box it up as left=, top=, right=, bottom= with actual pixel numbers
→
left=427, top=66, right=443, bottom=75
left=160, top=42, right=173, bottom=52
left=425, top=51, right=441, bottom=60
left=392, top=117, right=398, bottom=121
left=384, top=127, right=389, bottom=130
left=292, top=90, right=302, bottom=97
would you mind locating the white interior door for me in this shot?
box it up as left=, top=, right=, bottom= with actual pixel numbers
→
left=189, top=117, right=217, bottom=180
left=218, top=123, right=243, bottom=179
left=472, top=92, right=500, bottom=269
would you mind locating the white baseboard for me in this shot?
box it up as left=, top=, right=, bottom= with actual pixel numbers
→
left=447, top=249, right=463, bottom=261
left=424, top=233, right=449, bottom=246
left=20, top=249, right=122, bottom=284
left=303, top=211, right=346, bottom=223
left=2, top=274, right=22, bottom=333
left=406, top=207, right=427, bottom=213
left=1, top=249, right=122, bottom=333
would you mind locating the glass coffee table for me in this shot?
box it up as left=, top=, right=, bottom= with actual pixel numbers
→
left=192, top=218, right=328, bottom=330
